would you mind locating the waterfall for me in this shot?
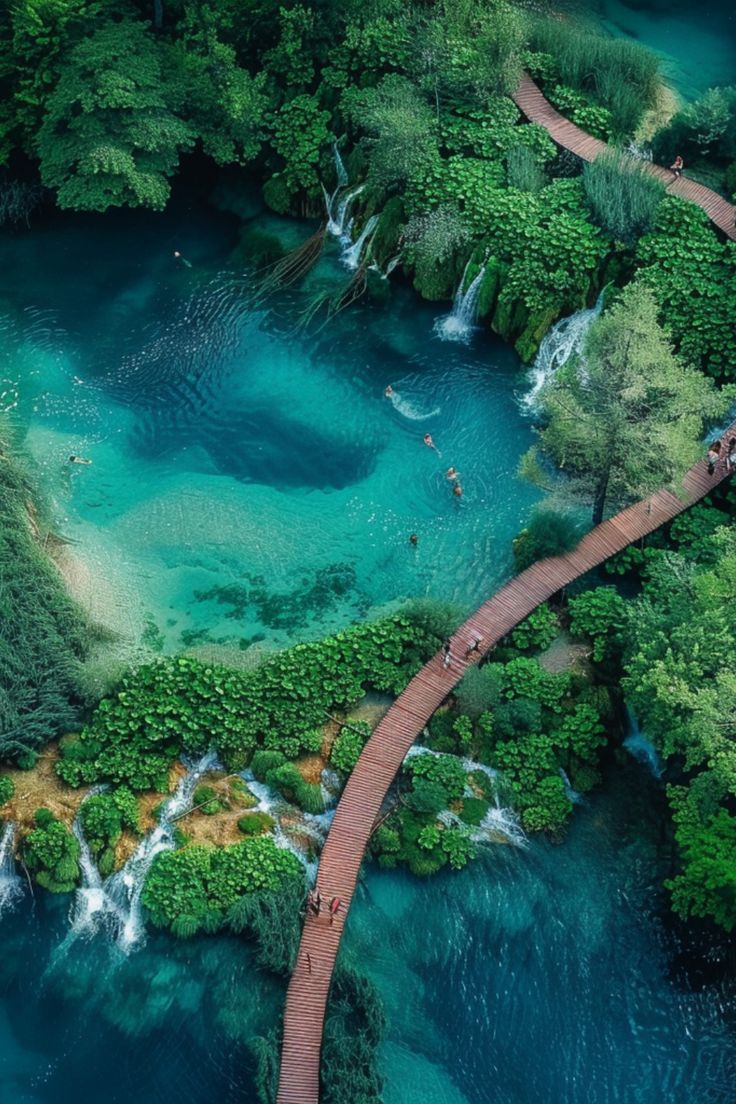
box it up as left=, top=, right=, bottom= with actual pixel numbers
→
left=70, top=786, right=118, bottom=936
left=559, top=767, right=585, bottom=805
left=434, top=261, right=487, bottom=343
left=623, top=709, right=663, bottom=780
left=476, top=800, right=527, bottom=848
left=320, top=766, right=341, bottom=807
left=321, top=144, right=351, bottom=236
left=521, top=288, right=606, bottom=412
left=0, top=822, right=23, bottom=918
left=240, top=770, right=325, bottom=884
left=342, top=214, right=378, bottom=270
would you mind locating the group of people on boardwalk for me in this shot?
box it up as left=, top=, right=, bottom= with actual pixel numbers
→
left=707, top=436, right=736, bottom=476
left=442, top=632, right=484, bottom=671
left=306, top=886, right=342, bottom=926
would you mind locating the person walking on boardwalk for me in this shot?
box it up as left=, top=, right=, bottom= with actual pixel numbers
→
left=707, top=440, right=722, bottom=475
left=307, top=887, right=322, bottom=916
left=670, top=154, right=684, bottom=178
left=466, top=633, right=484, bottom=659
left=329, top=897, right=342, bottom=925
left=442, top=638, right=452, bottom=669
left=727, top=438, right=736, bottom=471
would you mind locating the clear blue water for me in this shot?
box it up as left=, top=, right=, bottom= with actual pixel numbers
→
left=583, top=0, right=736, bottom=99
left=0, top=193, right=537, bottom=656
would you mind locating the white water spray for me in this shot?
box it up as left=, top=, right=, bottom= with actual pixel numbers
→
left=343, top=214, right=378, bottom=270
left=521, top=288, right=606, bottom=412
left=434, top=260, right=487, bottom=343
left=0, top=822, right=23, bottom=917
left=623, top=710, right=663, bottom=780
left=559, top=767, right=585, bottom=806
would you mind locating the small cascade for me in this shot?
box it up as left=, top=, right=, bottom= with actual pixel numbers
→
left=476, top=800, right=527, bottom=848
left=623, top=710, right=663, bottom=780
left=71, top=787, right=117, bottom=936
left=342, top=214, right=378, bottom=270
left=559, top=767, right=585, bottom=806
left=320, top=767, right=341, bottom=808
left=434, top=261, right=487, bottom=344
left=322, top=143, right=350, bottom=234
left=241, top=770, right=326, bottom=884
left=521, top=288, right=606, bottom=412
left=0, top=822, right=23, bottom=918
left=326, top=185, right=365, bottom=239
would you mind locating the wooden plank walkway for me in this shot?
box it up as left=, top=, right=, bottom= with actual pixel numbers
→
left=277, top=428, right=736, bottom=1103
left=513, top=73, right=736, bottom=241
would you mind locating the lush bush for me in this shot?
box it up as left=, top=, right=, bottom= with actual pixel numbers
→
left=58, top=614, right=440, bottom=790
left=237, top=812, right=276, bottom=837
left=141, top=837, right=303, bottom=936
left=23, top=808, right=80, bottom=892
left=330, top=721, right=371, bottom=775
left=634, top=198, right=736, bottom=378
left=510, top=603, right=558, bottom=653
left=266, top=763, right=325, bottom=815
left=512, top=507, right=587, bottom=571
left=583, top=151, right=665, bottom=244
left=0, top=776, right=14, bottom=806
left=193, top=784, right=227, bottom=816
left=227, top=873, right=306, bottom=974
left=406, top=752, right=466, bottom=801
left=79, top=792, right=124, bottom=876
left=568, top=587, right=628, bottom=662
left=455, top=664, right=507, bottom=720
left=506, top=145, right=546, bottom=192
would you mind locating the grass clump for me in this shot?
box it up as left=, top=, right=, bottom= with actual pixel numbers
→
left=583, top=150, right=665, bottom=244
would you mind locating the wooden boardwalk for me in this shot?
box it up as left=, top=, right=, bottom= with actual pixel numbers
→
left=513, top=73, right=736, bottom=241
left=276, top=431, right=736, bottom=1103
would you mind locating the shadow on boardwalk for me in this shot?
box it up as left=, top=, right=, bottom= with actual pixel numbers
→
left=513, top=73, right=736, bottom=241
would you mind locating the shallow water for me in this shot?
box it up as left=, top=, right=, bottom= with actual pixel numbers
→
left=0, top=193, right=537, bottom=654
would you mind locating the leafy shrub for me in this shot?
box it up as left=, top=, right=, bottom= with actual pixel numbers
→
left=228, top=872, right=306, bottom=974
left=193, top=784, right=226, bottom=815
left=24, top=808, right=80, bottom=892
left=583, top=150, right=665, bottom=244
left=441, top=827, right=476, bottom=870
left=568, top=587, right=627, bottom=662
left=330, top=721, right=371, bottom=775
left=0, top=776, right=14, bottom=806
left=58, top=614, right=440, bottom=790
left=553, top=704, right=606, bottom=760
left=79, top=792, right=123, bottom=875
left=520, top=775, right=572, bottom=833
left=405, top=778, right=448, bottom=816
left=506, top=145, right=546, bottom=193
left=512, top=507, right=586, bottom=571
left=141, top=837, right=303, bottom=933
left=266, top=763, right=324, bottom=815
left=406, top=752, right=466, bottom=801
left=455, top=664, right=507, bottom=719
left=251, top=750, right=287, bottom=782
left=503, top=658, right=570, bottom=712
left=458, top=796, right=490, bottom=826
left=510, top=603, right=558, bottom=653
left=237, top=812, right=276, bottom=836
left=547, top=84, right=613, bottom=141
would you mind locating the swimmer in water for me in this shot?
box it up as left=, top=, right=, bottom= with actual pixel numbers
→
left=453, top=483, right=463, bottom=497
left=174, top=250, right=193, bottom=268
left=446, top=466, right=460, bottom=481
left=384, top=385, right=394, bottom=397
left=409, top=533, right=418, bottom=546
left=68, top=455, right=92, bottom=465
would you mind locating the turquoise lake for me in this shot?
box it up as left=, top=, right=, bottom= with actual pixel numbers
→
left=2, top=2, right=736, bottom=1097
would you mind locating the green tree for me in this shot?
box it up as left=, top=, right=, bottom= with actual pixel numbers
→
left=345, top=74, right=438, bottom=190
left=36, top=19, right=195, bottom=211
left=526, top=284, right=729, bottom=524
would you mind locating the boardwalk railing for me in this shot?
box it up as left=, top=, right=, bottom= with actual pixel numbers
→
left=512, top=73, right=736, bottom=241
left=277, top=430, right=736, bottom=1104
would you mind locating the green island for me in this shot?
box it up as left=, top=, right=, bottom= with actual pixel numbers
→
left=1, top=1, right=736, bottom=1101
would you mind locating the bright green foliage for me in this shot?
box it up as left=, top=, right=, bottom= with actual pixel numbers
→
left=344, top=74, right=438, bottom=189
left=36, top=20, right=196, bottom=211
left=622, top=528, right=736, bottom=930
left=568, top=587, right=627, bottom=662
left=269, top=94, right=331, bottom=197
left=24, top=807, right=80, bottom=892
left=652, top=86, right=736, bottom=165
left=418, top=823, right=441, bottom=850
left=266, top=763, right=324, bottom=815
left=58, top=614, right=439, bottom=790
left=510, top=603, right=558, bottom=653
left=0, top=437, right=88, bottom=759
left=111, top=785, right=140, bottom=833
left=237, top=812, right=275, bottom=836
left=141, top=836, right=303, bottom=934
left=634, top=198, right=736, bottom=379
left=0, top=776, right=14, bottom=806
left=407, top=752, right=466, bottom=801
left=403, top=205, right=469, bottom=299
left=546, top=84, right=613, bottom=141
left=250, top=750, right=287, bottom=782
left=506, top=144, right=547, bottom=193
left=79, top=792, right=123, bottom=876
left=668, top=502, right=732, bottom=562
left=193, top=785, right=226, bottom=816
left=665, top=783, right=736, bottom=931
left=583, top=150, right=665, bottom=244
left=527, top=283, right=730, bottom=523
left=503, top=658, right=570, bottom=713
left=404, top=778, right=448, bottom=817
left=330, top=721, right=371, bottom=776
left=441, top=827, right=475, bottom=870
left=519, top=774, right=572, bottom=833
left=553, top=704, right=606, bottom=760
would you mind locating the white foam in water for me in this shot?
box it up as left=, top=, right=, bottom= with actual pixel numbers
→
left=387, top=389, right=440, bottom=422
left=623, top=709, right=663, bottom=780
left=0, top=823, right=23, bottom=918
left=521, top=288, right=606, bottom=412
left=343, top=214, right=379, bottom=269
left=434, top=260, right=487, bottom=344
left=476, top=799, right=527, bottom=848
